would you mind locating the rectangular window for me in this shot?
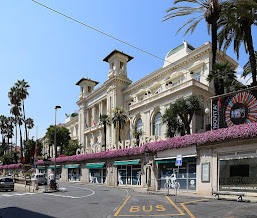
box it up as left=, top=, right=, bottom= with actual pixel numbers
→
left=194, top=72, right=201, bottom=82
left=230, top=165, right=249, bottom=177
left=88, top=86, right=91, bottom=93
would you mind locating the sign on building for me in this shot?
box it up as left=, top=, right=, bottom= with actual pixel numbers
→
left=175, top=154, right=183, bottom=166
left=212, top=88, right=257, bottom=130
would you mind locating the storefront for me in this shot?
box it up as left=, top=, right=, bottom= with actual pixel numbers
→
left=86, top=162, right=106, bottom=184
left=219, top=151, right=257, bottom=193
left=114, top=160, right=142, bottom=186
left=49, top=165, right=62, bottom=180
left=156, top=156, right=197, bottom=191
left=37, top=166, right=47, bottom=175
left=65, top=164, right=81, bottom=181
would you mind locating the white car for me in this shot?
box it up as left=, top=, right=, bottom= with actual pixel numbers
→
left=31, top=173, right=47, bottom=185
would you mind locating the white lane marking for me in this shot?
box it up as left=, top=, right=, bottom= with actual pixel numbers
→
left=113, top=207, right=118, bottom=211
left=107, top=215, right=111, bottom=218
left=44, top=186, right=95, bottom=199
left=0, top=193, right=36, bottom=198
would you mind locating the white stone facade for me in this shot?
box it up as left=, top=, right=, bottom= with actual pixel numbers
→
left=66, top=41, right=238, bottom=153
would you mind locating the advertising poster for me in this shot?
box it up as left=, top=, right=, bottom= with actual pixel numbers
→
left=212, top=89, right=257, bottom=130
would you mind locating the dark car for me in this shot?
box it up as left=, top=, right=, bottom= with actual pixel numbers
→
left=0, top=177, right=14, bottom=191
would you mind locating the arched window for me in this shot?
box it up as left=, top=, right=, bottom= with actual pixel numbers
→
left=153, top=113, right=162, bottom=136
left=136, top=119, right=143, bottom=132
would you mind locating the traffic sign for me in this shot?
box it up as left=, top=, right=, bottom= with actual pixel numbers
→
left=175, top=154, right=183, bottom=166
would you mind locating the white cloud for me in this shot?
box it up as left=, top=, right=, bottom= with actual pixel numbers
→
left=235, top=65, right=252, bottom=85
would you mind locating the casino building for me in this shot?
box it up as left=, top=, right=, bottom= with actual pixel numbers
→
left=65, top=41, right=237, bottom=152
left=60, top=41, right=239, bottom=191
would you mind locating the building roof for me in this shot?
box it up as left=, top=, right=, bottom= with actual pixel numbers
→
left=76, top=78, right=99, bottom=86
left=103, top=50, right=134, bottom=62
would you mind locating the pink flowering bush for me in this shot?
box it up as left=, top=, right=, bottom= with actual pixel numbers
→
left=2, top=122, right=257, bottom=168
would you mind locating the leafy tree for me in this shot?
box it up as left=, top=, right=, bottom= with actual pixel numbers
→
left=23, top=139, right=42, bottom=164
left=5, top=117, right=14, bottom=155
left=46, top=125, right=71, bottom=156
left=9, top=84, right=23, bottom=162
left=218, top=0, right=257, bottom=85
left=25, top=117, right=34, bottom=139
left=100, top=114, right=110, bottom=151
left=164, top=0, right=224, bottom=94
left=242, top=51, right=257, bottom=81
left=63, top=140, right=81, bottom=156
left=170, top=96, right=203, bottom=134
left=207, top=62, right=245, bottom=94
left=15, top=79, right=30, bottom=140
left=0, top=115, right=7, bottom=155
left=162, top=107, right=185, bottom=138
left=112, top=107, right=127, bottom=143
left=1, top=154, right=11, bottom=165
left=133, top=129, right=144, bottom=146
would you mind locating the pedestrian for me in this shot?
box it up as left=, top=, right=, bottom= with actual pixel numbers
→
left=49, top=172, right=55, bottom=189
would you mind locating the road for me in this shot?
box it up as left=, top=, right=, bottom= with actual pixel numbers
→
left=0, top=182, right=257, bottom=218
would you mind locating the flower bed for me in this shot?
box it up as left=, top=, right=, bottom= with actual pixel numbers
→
left=3, top=122, right=257, bottom=168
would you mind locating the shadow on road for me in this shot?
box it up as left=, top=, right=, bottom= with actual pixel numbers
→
left=0, top=207, right=55, bottom=218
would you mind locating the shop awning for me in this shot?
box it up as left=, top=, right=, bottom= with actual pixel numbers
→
left=64, top=164, right=80, bottom=169
left=37, top=166, right=45, bottom=170
left=86, top=163, right=105, bottom=169
left=114, top=160, right=140, bottom=166
left=49, top=165, right=61, bottom=169
left=155, top=155, right=196, bottom=164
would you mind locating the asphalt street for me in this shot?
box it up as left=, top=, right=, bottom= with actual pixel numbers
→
left=0, top=182, right=257, bottom=218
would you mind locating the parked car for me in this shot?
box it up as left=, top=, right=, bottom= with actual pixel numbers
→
left=0, top=177, right=14, bottom=191
left=31, top=173, right=47, bottom=185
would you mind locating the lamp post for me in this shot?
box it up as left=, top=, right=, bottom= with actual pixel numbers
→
left=54, top=105, right=61, bottom=187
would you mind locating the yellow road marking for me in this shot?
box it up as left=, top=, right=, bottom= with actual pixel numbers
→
left=165, top=196, right=185, bottom=215
left=114, top=195, right=131, bottom=216
left=180, top=199, right=209, bottom=218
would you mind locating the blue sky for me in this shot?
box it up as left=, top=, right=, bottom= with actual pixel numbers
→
left=0, top=0, right=256, bottom=142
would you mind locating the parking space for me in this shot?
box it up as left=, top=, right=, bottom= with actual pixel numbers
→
left=113, top=193, right=257, bottom=217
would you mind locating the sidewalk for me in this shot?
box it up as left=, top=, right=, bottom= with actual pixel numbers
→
left=119, top=186, right=257, bottom=203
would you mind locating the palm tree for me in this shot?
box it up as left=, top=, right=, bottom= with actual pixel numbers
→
left=218, top=0, right=257, bottom=85
left=164, top=0, right=224, bottom=94
left=6, top=117, right=14, bottom=155
left=15, top=79, right=30, bottom=141
left=162, top=107, right=185, bottom=138
left=112, top=107, right=127, bottom=143
left=9, top=85, right=23, bottom=162
left=207, top=62, right=245, bottom=94
left=100, top=115, right=110, bottom=151
left=171, top=96, right=203, bottom=134
left=25, top=118, right=34, bottom=139
left=242, top=51, right=257, bottom=81
left=0, top=115, right=7, bottom=154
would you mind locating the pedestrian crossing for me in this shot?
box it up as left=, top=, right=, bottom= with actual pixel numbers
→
left=0, top=192, right=36, bottom=198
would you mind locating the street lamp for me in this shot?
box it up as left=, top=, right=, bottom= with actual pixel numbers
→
left=54, top=105, right=61, bottom=187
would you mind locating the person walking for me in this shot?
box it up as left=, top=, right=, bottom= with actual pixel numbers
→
left=49, top=172, right=55, bottom=189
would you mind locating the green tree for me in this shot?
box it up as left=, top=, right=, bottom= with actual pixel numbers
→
left=112, top=107, right=127, bottom=143
left=170, top=96, right=203, bottom=134
left=207, top=62, right=245, bottom=94
left=162, top=107, right=185, bottom=138
left=1, top=154, right=11, bottom=165
left=164, top=0, right=224, bottom=94
left=242, top=51, right=257, bottom=81
left=218, top=0, right=257, bottom=85
left=15, top=79, right=30, bottom=140
left=6, top=117, right=14, bottom=155
left=46, top=125, right=71, bottom=156
left=63, top=140, right=81, bottom=156
left=9, top=84, right=23, bottom=162
left=25, top=117, right=34, bottom=139
left=0, top=115, right=7, bottom=155
left=23, top=139, right=43, bottom=164
left=100, top=114, right=110, bottom=151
